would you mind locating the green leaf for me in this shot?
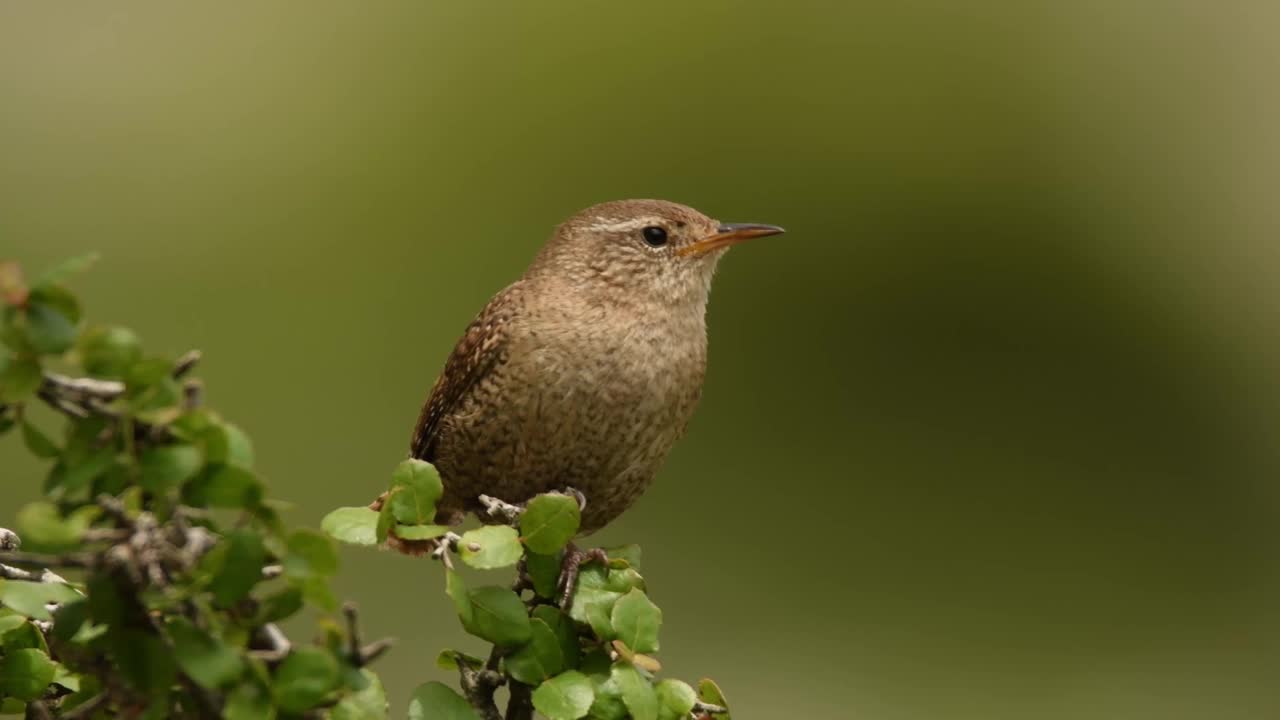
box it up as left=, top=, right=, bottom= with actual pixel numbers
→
left=109, top=628, right=174, bottom=693
left=407, top=681, right=480, bottom=720
left=435, top=649, right=484, bottom=671
left=531, top=670, right=594, bottom=720
left=210, top=530, right=267, bottom=606
left=0, top=648, right=56, bottom=700
left=610, top=589, right=662, bottom=654
left=375, top=491, right=397, bottom=543
left=224, top=679, right=275, bottom=720
left=298, top=575, right=338, bottom=612
left=33, top=253, right=99, bottom=288
left=0, top=355, right=41, bottom=402
left=138, top=444, right=203, bottom=493
left=15, top=502, right=99, bottom=553
left=321, top=507, right=380, bottom=546
left=85, top=571, right=127, bottom=629
left=696, top=678, right=731, bottom=719
left=1, top=618, right=47, bottom=653
left=388, top=459, right=443, bottom=524
left=584, top=601, right=614, bottom=641
left=49, top=600, right=89, bottom=643
left=21, top=420, right=59, bottom=458
left=465, top=586, right=531, bottom=646
left=612, top=664, right=658, bottom=720
left=206, top=421, right=255, bottom=468
left=51, top=662, right=81, bottom=692
left=587, top=673, right=629, bottom=720
left=394, top=523, right=450, bottom=541
left=79, top=325, right=142, bottom=378
left=0, top=580, right=79, bottom=621
left=505, top=618, right=564, bottom=685
left=526, top=550, right=562, bottom=599
left=0, top=614, right=26, bottom=635
left=46, top=447, right=116, bottom=496
left=124, top=355, right=173, bottom=387
left=531, top=606, right=581, bottom=671
left=520, top=493, right=581, bottom=554
left=24, top=298, right=77, bottom=354
left=445, top=570, right=474, bottom=628
left=284, top=529, right=339, bottom=580
left=272, top=647, right=339, bottom=713
left=604, top=544, right=642, bottom=570
left=568, top=564, right=643, bottom=629
left=255, top=587, right=304, bottom=625
left=184, top=464, right=262, bottom=508
left=655, top=680, right=697, bottom=720
left=331, top=668, right=388, bottom=720
left=166, top=616, right=246, bottom=689
left=459, top=525, right=522, bottom=569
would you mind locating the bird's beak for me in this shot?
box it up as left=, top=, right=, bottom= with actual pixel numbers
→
left=677, top=223, right=786, bottom=257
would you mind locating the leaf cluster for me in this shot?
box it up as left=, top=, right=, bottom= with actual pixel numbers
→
left=0, top=257, right=388, bottom=718
left=326, top=468, right=732, bottom=720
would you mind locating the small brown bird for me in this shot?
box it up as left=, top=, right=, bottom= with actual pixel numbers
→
left=388, top=199, right=782, bottom=545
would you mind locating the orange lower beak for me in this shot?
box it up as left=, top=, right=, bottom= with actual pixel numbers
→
left=677, top=223, right=786, bottom=257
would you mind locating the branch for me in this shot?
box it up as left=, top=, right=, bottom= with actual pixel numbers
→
left=32, top=352, right=200, bottom=429
left=505, top=682, right=533, bottom=720
left=0, top=551, right=95, bottom=569
left=59, top=691, right=110, bottom=720
left=456, top=659, right=504, bottom=720
left=342, top=602, right=396, bottom=667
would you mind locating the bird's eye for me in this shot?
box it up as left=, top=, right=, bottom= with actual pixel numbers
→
left=641, top=226, right=668, bottom=248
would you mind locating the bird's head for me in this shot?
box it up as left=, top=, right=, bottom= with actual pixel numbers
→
left=529, top=199, right=784, bottom=307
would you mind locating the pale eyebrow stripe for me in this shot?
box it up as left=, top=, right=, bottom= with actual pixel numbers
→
left=586, top=217, right=664, bottom=233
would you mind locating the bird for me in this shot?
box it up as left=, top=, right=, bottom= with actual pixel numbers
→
left=380, top=199, right=783, bottom=551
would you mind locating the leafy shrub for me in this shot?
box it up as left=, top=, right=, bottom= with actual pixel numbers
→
left=1, top=256, right=731, bottom=719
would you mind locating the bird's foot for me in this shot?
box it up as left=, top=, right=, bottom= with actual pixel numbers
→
left=557, top=486, right=587, bottom=512
left=557, top=543, right=609, bottom=609
left=478, top=494, right=524, bottom=524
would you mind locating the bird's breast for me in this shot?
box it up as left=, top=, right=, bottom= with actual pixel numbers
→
left=435, top=303, right=708, bottom=530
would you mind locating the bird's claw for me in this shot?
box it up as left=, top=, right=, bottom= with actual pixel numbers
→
left=559, top=486, right=587, bottom=512
left=557, top=544, right=609, bottom=609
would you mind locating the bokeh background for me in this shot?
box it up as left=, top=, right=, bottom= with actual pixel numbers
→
left=3, top=2, right=1278, bottom=718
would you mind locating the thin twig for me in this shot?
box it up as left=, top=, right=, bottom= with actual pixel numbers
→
left=60, top=691, right=111, bottom=720
left=432, top=532, right=463, bottom=570
left=172, top=350, right=202, bottom=379
left=343, top=602, right=363, bottom=665
left=250, top=623, right=292, bottom=664
left=0, top=551, right=94, bottom=569
left=340, top=601, right=395, bottom=666
left=42, top=372, right=125, bottom=401
left=0, top=563, right=40, bottom=581
left=181, top=379, right=203, bottom=410
left=357, top=638, right=395, bottom=666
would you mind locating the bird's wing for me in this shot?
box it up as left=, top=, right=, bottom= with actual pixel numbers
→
left=409, top=282, right=522, bottom=461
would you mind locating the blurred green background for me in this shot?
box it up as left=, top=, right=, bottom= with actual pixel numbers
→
left=3, top=2, right=1278, bottom=718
